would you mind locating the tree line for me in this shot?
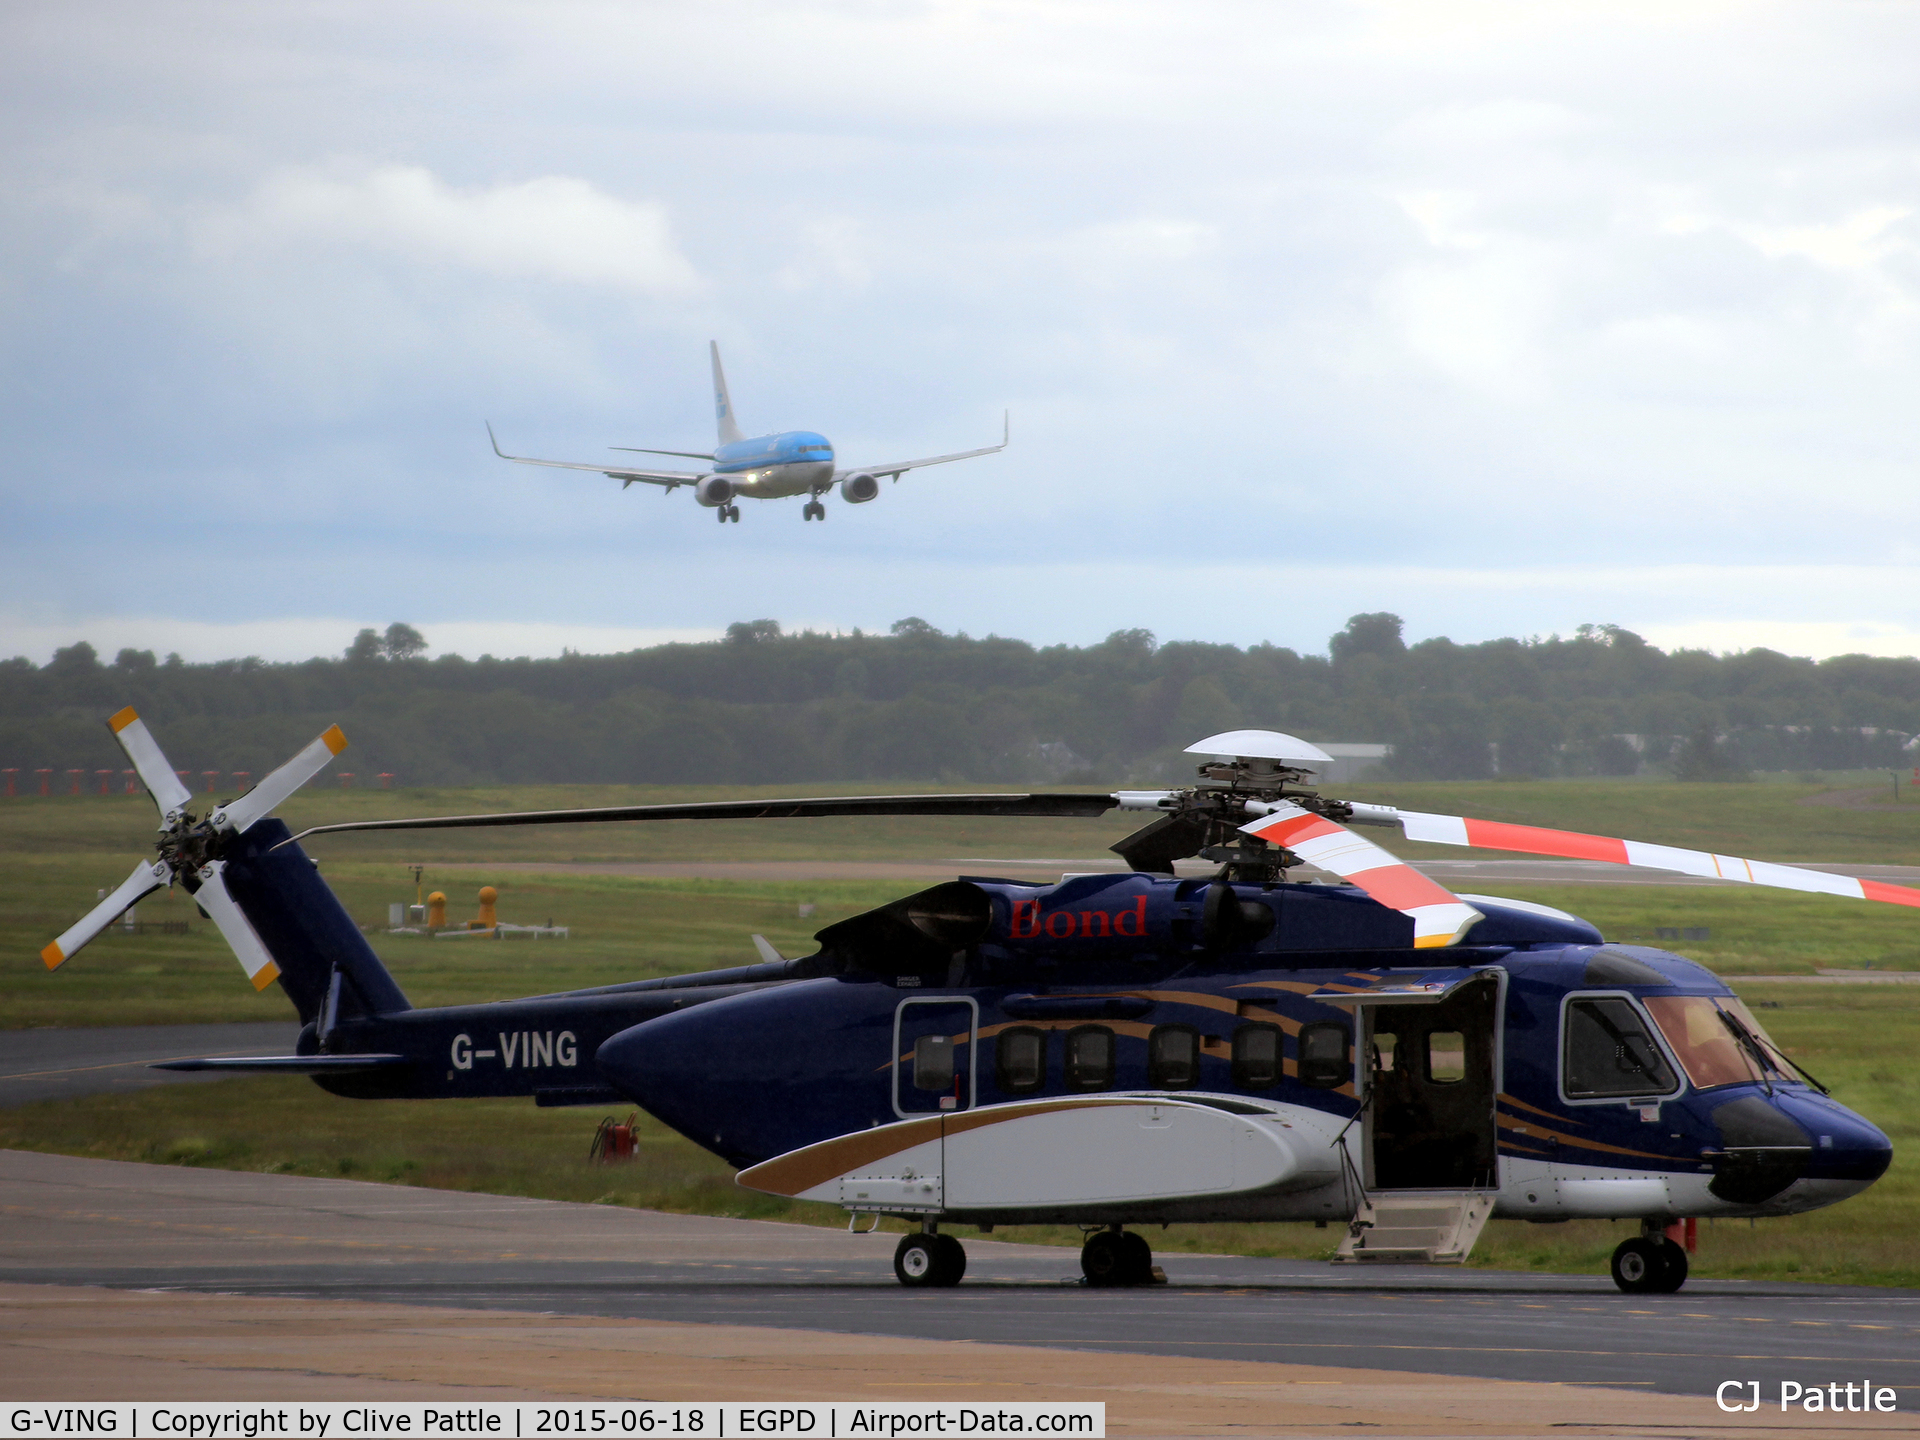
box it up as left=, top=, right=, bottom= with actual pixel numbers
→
left=2, top=615, right=1916, bottom=786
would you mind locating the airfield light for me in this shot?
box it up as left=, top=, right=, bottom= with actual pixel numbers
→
left=34, top=769, right=51, bottom=796
left=122, top=769, right=137, bottom=795
left=2, top=769, right=15, bottom=798
left=67, top=769, right=85, bottom=795
left=339, top=772, right=355, bottom=789
left=201, top=770, right=219, bottom=794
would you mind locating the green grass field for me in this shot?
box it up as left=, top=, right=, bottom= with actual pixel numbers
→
left=3, top=776, right=1916, bottom=1286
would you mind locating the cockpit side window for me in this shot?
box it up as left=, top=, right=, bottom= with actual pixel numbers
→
left=1563, top=996, right=1679, bottom=1099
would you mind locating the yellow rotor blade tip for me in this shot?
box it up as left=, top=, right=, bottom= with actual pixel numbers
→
left=322, top=725, right=348, bottom=756
left=108, top=706, right=139, bottom=733
left=41, top=942, right=66, bottom=970
left=251, top=961, right=281, bottom=992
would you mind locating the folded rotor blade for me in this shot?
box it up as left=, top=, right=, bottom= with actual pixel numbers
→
left=1355, top=806, right=1920, bottom=912
left=212, top=725, right=347, bottom=835
left=42, top=860, right=171, bottom=970
left=108, top=707, right=193, bottom=818
left=191, top=861, right=281, bottom=990
left=279, top=791, right=1123, bottom=846
left=1240, top=802, right=1483, bottom=948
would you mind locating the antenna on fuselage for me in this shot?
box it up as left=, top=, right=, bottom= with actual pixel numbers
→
left=710, top=341, right=745, bottom=447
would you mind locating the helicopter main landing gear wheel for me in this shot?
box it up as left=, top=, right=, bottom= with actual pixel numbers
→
left=1610, top=1236, right=1688, bottom=1294
left=1081, top=1228, right=1153, bottom=1287
left=894, top=1232, right=966, bottom=1287
left=802, top=501, right=825, bottom=521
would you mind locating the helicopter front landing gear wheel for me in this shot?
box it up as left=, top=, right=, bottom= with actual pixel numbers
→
left=802, top=501, right=825, bottom=521
left=894, top=1232, right=966, bottom=1287
left=1081, top=1228, right=1153, bottom=1287
left=1610, top=1236, right=1687, bottom=1294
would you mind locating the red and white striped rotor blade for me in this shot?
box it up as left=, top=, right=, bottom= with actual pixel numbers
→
left=1348, top=804, right=1920, bottom=911
left=191, top=861, right=281, bottom=990
left=41, top=860, right=171, bottom=971
left=108, top=707, right=193, bottom=818
left=212, top=725, right=347, bottom=835
left=1241, top=802, right=1483, bottom=948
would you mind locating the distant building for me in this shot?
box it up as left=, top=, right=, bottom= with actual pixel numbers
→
left=1309, top=742, right=1393, bottom=784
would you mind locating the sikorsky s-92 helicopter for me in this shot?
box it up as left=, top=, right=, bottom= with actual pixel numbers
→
left=45, top=712, right=1906, bottom=1294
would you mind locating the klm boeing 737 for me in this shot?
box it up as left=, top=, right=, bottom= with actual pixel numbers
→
left=489, top=342, right=1007, bottom=523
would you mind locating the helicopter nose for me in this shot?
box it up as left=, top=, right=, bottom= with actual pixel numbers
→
left=1706, top=1091, right=1889, bottom=1207
left=1773, top=1090, right=1892, bottom=1183
left=597, top=1004, right=764, bottom=1167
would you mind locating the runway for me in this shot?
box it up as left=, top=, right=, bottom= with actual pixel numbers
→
left=3, top=1150, right=1916, bottom=1404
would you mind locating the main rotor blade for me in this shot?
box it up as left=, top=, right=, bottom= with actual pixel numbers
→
left=280, top=791, right=1125, bottom=846
left=212, top=725, right=347, bottom=835
left=190, top=861, right=281, bottom=990
left=1241, top=803, right=1483, bottom=948
left=41, top=860, right=170, bottom=970
left=1348, top=804, right=1920, bottom=911
left=108, top=707, right=193, bottom=818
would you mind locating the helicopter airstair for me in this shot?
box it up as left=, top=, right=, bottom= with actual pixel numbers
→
left=1334, top=1190, right=1495, bottom=1264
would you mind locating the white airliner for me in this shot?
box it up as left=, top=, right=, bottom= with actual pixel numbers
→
left=489, top=342, right=1007, bottom=524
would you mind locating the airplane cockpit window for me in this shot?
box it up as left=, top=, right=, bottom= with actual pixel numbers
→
left=1296, top=1021, right=1350, bottom=1090
left=1563, top=997, right=1679, bottom=1098
left=913, top=1034, right=956, bottom=1092
left=1232, top=1023, right=1283, bottom=1089
left=1148, top=1025, right=1200, bottom=1089
left=1065, top=1025, right=1116, bottom=1091
left=996, top=1026, right=1045, bottom=1094
left=1643, top=996, right=1789, bottom=1090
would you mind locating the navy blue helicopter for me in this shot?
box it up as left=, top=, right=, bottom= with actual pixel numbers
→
left=44, top=713, right=1900, bottom=1294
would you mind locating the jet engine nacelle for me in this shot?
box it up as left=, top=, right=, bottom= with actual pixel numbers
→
left=695, top=475, right=737, bottom=508
left=839, top=473, right=881, bottom=504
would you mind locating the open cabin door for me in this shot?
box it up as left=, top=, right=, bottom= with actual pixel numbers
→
left=1315, top=968, right=1503, bottom=1264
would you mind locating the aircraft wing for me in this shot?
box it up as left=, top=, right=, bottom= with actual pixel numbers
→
left=838, top=413, right=1008, bottom=481
left=487, top=424, right=704, bottom=490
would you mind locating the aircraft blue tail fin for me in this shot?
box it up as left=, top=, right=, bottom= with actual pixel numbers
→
left=220, top=818, right=412, bottom=1027
left=710, top=340, right=745, bottom=446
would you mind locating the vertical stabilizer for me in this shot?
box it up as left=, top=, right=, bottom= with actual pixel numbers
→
left=711, top=341, right=746, bottom=446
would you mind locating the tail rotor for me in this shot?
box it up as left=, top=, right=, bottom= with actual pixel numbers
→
left=40, top=707, right=351, bottom=988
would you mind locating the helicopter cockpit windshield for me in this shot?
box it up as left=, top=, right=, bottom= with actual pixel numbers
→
left=1642, top=996, right=1798, bottom=1090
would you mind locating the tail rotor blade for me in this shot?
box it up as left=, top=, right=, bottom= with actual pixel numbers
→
left=1242, top=803, right=1483, bottom=947
left=1361, top=806, right=1920, bottom=912
left=212, top=725, right=347, bottom=835
left=191, top=861, right=281, bottom=990
left=108, top=708, right=193, bottom=818
left=42, top=860, right=170, bottom=970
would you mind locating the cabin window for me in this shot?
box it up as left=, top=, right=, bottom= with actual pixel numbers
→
left=1064, top=1025, right=1115, bottom=1091
left=1426, top=1031, right=1466, bottom=1084
left=1371, top=1031, right=1399, bottom=1072
left=1563, top=997, right=1678, bottom=1098
left=1148, top=1025, right=1200, bottom=1089
left=1232, top=1023, right=1283, bottom=1089
left=996, top=1026, right=1046, bottom=1094
left=1297, top=1021, right=1350, bottom=1090
left=913, top=1034, right=956, bottom=1092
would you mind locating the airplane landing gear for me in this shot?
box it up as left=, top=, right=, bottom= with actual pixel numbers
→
left=1081, top=1227, right=1154, bottom=1287
left=802, top=501, right=825, bottom=521
left=1610, top=1234, right=1688, bottom=1294
left=894, top=1230, right=966, bottom=1287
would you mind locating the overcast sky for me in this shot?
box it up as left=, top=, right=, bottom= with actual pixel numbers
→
left=4, top=0, right=1918, bottom=665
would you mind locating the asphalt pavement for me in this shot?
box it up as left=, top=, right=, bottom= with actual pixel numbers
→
left=3, top=1150, right=1915, bottom=1401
